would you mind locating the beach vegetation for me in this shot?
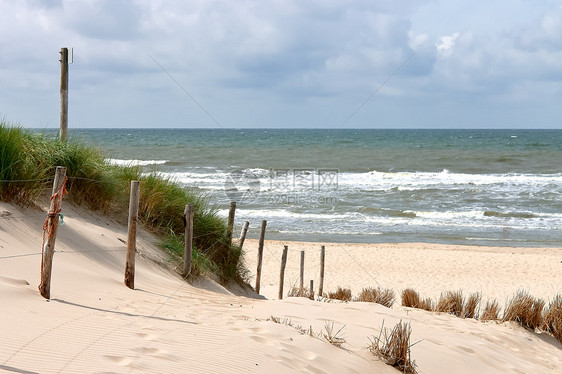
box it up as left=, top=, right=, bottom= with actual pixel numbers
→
left=328, top=286, right=352, bottom=302
left=502, top=290, right=545, bottom=330
left=435, top=290, right=465, bottom=317
left=322, top=322, right=346, bottom=347
left=542, top=294, right=562, bottom=344
left=356, top=287, right=395, bottom=308
left=288, top=285, right=314, bottom=300
left=0, top=119, right=246, bottom=283
left=480, top=300, right=502, bottom=322
left=462, top=292, right=482, bottom=319
left=401, top=288, right=434, bottom=310
left=368, top=320, right=418, bottom=374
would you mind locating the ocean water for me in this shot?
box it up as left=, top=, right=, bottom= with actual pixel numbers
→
left=58, top=128, right=561, bottom=247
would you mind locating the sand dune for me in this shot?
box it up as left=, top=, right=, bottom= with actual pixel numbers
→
left=1, top=201, right=560, bottom=373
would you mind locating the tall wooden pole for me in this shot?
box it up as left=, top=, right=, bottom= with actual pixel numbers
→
left=124, top=181, right=140, bottom=289
left=183, top=204, right=194, bottom=277
left=255, top=220, right=267, bottom=294
left=319, top=245, right=326, bottom=297
left=299, top=250, right=305, bottom=290
left=309, top=280, right=314, bottom=300
left=38, top=166, right=67, bottom=299
left=59, top=47, right=69, bottom=142
left=278, top=245, right=288, bottom=300
left=238, top=221, right=249, bottom=249
left=226, top=201, right=236, bottom=244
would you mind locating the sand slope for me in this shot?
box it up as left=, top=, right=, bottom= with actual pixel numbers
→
left=1, top=202, right=561, bottom=373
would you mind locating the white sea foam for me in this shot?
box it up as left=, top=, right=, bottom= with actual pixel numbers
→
left=106, top=158, right=167, bottom=166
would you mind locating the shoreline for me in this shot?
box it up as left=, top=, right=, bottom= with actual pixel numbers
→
left=242, top=239, right=562, bottom=303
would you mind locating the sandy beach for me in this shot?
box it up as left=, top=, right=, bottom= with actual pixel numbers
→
left=242, top=239, right=562, bottom=304
left=1, top=201, right=561, bottom=373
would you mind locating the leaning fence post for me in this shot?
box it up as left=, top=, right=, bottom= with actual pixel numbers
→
left=124, top=180, right=140, bottom=289
left=319, top=245, right=326, bottom=297
left=183, top=204, right=194, bottom=277
left=278, top=245, right=288, bottom=299
left=299, top=250, right=305, bottom=290
left=38, top=166, right=67, bottom=299
left=226, top=201, right=236, bottom=244
left=255, top=220, right=267, bottom=294
left=238, top=221, right=249, bottom=249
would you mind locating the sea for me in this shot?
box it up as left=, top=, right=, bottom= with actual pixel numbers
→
left=47, top=128, right=562, bottom=247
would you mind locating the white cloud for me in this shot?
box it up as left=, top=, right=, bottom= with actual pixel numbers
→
left=436, top=32, right=459, bottom=56
left=0, top=0, right=561, bottom=128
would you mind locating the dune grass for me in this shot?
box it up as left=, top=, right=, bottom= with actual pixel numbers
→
left=328, top=286, right=352, bottom=302
left=369, top=320, right=417, bottom=374
left=502, top=290, right=545, bottom=330
left=356, top=287, right=396, bottom=308
left=0, top=120, right=245, bottom=282
left=288, top=285, right=314, bottom=300
left=543, top=295, right=562, bottom=343
left=480, top=300, right=502, bottom=322
left=401, top=288, right=433, bottom=311
left=436, top=290, right=465, bottom=317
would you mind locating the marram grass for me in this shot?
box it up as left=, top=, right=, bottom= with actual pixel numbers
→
left=0, top=119, right=246, bottom=283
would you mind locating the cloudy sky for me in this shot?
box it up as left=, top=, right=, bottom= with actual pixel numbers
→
left=1, top=0, right=562, bottom=129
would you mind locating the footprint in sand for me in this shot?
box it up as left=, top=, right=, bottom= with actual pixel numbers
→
left=103, top=355, right=133, bottom=366
left=135, top=332, right=156, bottom=341
left=249, top=335, right=275, bottom=346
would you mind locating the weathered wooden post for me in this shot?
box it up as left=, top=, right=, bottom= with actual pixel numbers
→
left=319, top=245, right=326, bottom=297
left=309, top=280, right=314, bottom=300
left=183, top=204, right=194, bottom=277
left=255, top=220, right=267, bottom=294
left=299, top=250, right=305, bottom=290
left=278, top=245, right=288, bottom=299
left=59, top=47, right=69, bottom=142
left=226, top=201, right=236, bottom=244
left=238, top=221, right=249, bottom=248
left=38, top=166, right=67, bottom=299
left=124, top=180, right=140, bottom=289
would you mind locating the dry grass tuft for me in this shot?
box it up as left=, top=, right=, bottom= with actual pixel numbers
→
left=462, top=292, right=482, bottom=319
left=288, top=286, right=314, bottom=300
left=328, top=287, right=352, bottom=302
left=542, top=294, right=562, bottom=343
left=401, top=288, right=433, bottom=311
left=322, top=322, right=346, bottom=347
left=480, top=300, right=502, bottom=321
left=369, top=320, right=417, bottom=374
left=267, top=316, right=315, bottom=336
left=502, top=290, right=545, bottom=330
left=418, top=297, right=434, bottom=311
left=357, top=287, right=396, bottom=308
left=435, top=290, right=464, bottom=317
left=401, top=288, right=420, bottom=308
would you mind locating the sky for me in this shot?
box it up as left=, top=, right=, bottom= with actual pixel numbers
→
left=1, top=0, right=562, bottom=129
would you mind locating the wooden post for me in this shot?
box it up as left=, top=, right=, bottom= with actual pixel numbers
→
left=238, top=221, right=249, bottom=248
left=38, top=166, right=67, bottom=299
left=309, top=280, right=314, bottom=300
left=59, top=47, right=69, bottom=142
left=124, top=180, right=140, bottom=289
left=226, top=201, right=236, bottom=244
left=183, top=204, right=194, bottom=277
left=255, top=220, right=267, bottom=294
left=299, top=250, right=305, bottom=290
left=319, top=245, right=326, bottom=297
left=278, top=245, right=288, bottom=299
